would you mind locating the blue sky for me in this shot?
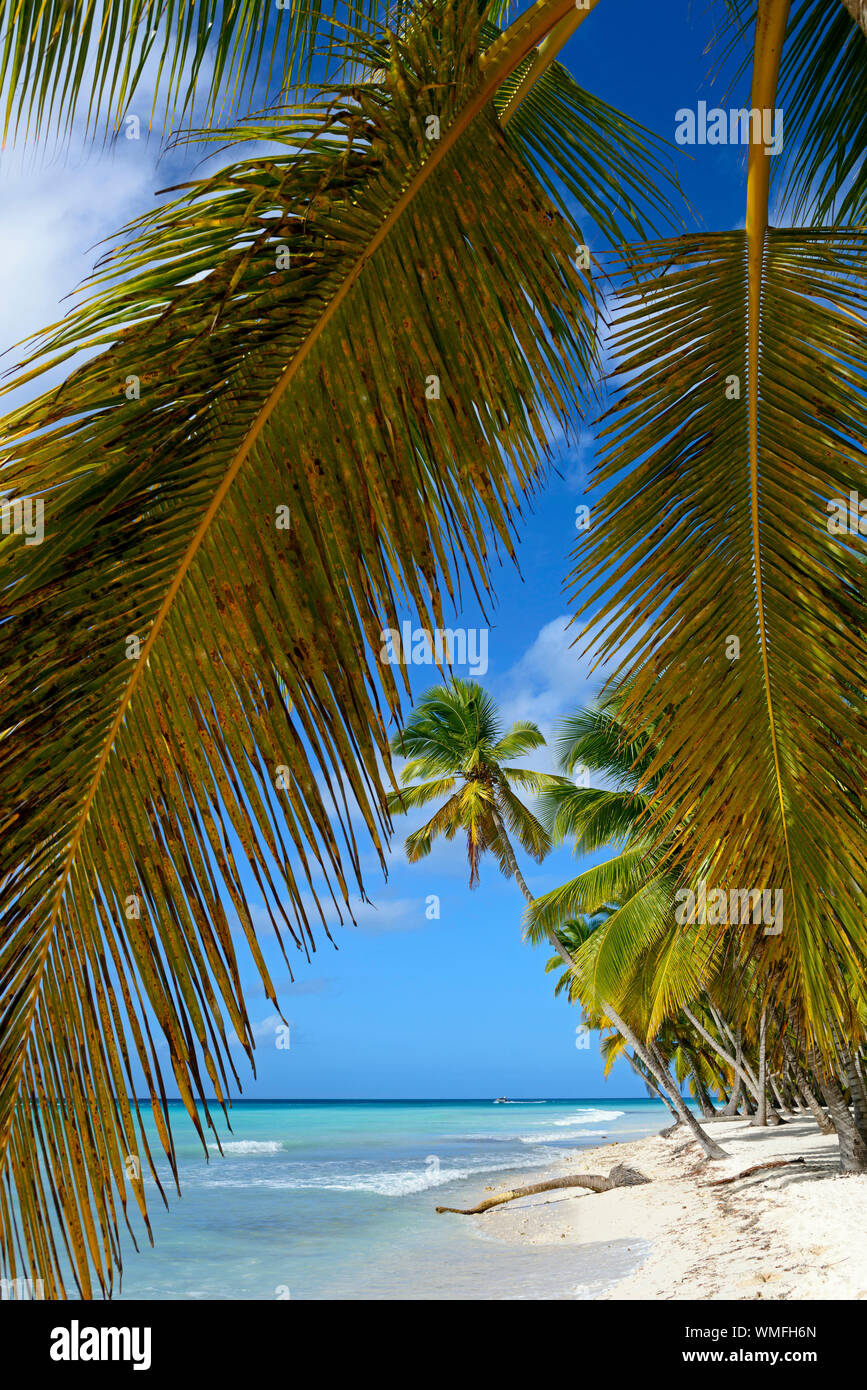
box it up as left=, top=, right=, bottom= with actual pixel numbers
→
left=0, top=0, right=758, bottom=1099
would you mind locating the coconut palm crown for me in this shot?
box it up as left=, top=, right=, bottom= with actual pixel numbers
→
left=387, top=679, right=563, bottom=891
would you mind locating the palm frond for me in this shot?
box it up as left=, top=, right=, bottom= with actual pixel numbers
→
left=571, top=2, right=867, bottom=1037
left=553, top=702, right=656, bottom=787
left=574, top=875, right=676, bottom=1025
left=524, top=846, right=650, bottom=945
left=0, top=0, right=599, bottom=1298
left=491, top=17, right=683, bottom=241
left=0, top=0, right=394, bottom=146
left=774, top=0, right=867, bottom=224
left=494, top=781, right=551, bottom=862
left=386, top=777, right=457, bottom=813
left=403, top=792, right=464, bottom=860
left=724, top=0, right=867, bottom=224
left=490, top=723, right=546, bottom=760
left=539, top=783, right=649, bottom=851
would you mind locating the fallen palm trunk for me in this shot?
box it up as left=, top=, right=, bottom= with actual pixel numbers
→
left=435, top=1163, right=650, bottom=1215
left=706, top=1157, right=805, bottom=1186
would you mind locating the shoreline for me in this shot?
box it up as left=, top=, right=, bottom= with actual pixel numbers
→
left=468, top=1116, right=867, bottom=1299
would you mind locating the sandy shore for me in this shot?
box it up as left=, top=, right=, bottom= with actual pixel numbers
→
left=471, top=1116, right=867, bottom=1298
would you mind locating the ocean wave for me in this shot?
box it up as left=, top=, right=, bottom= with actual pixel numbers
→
left=517, top=1130, right=610, bottom=1143
left=198, top=1148, right=573, bottom=1197
left=548, top=1109, right=624, bottom=1127
left=207, top=1140, right=284, bottom=1155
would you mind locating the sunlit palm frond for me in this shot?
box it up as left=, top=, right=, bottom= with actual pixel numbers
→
left=575, top=875, right=676, bottom=1025
left=494, top=781, right=551, bottom=862
left=404, top=793, right=464, bottom=860
left=645, top=923, right=729, bottom=1039
left=490, top=724, right=546, bottom=761
left=0, top=0, right=396, bottom=146
left=724, top=0, right=867, bottom=223
left=500, top=766, right=566, bottom=793
left=572, top=28, right=867, bottom=1043
left=553, top=703, right=656, bottom=788
left=524, top=846, right=652, bottom=945
left=385, top=777, right=458, bottom=813
left=491, top=18, right=683, bottom=241
left=539, top=783, right=649, bottom=852
left=774, top=0, right=867, bottom=223
left=0, top=0, right=604, bottom=1298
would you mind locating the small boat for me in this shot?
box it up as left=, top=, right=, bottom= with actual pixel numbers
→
left=493, top=1096, right=509, bottom=1103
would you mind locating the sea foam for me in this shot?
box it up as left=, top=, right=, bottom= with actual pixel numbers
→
left=207, top=1140, right=284, bottom=1155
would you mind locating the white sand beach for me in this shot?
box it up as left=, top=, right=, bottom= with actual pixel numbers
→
left=472, top=1117, right=867, bottom=1299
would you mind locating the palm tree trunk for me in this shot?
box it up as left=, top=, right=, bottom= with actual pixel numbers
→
left=708, top=1006, right=757, bottom=1083
left=681, top=1005, right=761, bottom=1103
left=721, top=1028, right=747, bottom=1115
left=608, top=1012, right=727, bottom=1158
left=817, top=1065, right=867, bottom=1173
left=768, top=1072, right=789, bottom=1116
left=781, top=1035, right=833, bottom=1133
left=624, top=1049, right=679, bottom=1119
left=750, top=1008, right=780, bottom=1125
left=489, top=804, right=727, bottom=1160
left=692, top=1067, right=718, bottom=1118
left=800, top=1077, right=833, bottom=1133
left=840, top=1048, right=867, bottom=1143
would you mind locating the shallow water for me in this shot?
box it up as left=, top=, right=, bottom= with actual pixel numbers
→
left=114, top=1099, right=666, bottom=1300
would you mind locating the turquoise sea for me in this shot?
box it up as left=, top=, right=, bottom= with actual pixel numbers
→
left=115, top=1098, right=668, bottom=1300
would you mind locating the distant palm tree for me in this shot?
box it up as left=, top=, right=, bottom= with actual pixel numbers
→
left=390, top=680, right=729, bottom=1156
left=387, top=678, right=561, bottom=894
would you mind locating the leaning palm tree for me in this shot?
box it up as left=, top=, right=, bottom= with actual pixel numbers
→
left=390, top=680, right=729, bottom=1156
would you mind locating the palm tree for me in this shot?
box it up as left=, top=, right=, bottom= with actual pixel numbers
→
left=530, top=692, right=867, bottom=1167
left=390, top=680, right=730, bottom=1156
left=387, top=679, right=561, bottom=892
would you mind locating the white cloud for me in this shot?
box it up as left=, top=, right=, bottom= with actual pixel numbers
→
left=248, top=892, right=424, bottom=939
left=0, top=147, right=166, bottom=409
left=495, top=613, right=609, bottom=745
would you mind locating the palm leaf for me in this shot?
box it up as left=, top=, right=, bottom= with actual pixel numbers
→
left=490, top=724, right=546, bottom=760
left=0, top=0, right=395, bottom=145
left=524, top=845, right=650, bottom=944
left=571, top=0, right=867, bottom=1038
left=774, top=0, right=867, bottom=224
left=494, top=780, right=551, bottom=862
left=723, top=0, right=867, bottom=224
left=544, top=784, right=648, bottom=852
left=386, top=777, right=458, bottom=813
left=0, top=0, right=606, bottom=1298
left=403, top=792, right=464, bottom=859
